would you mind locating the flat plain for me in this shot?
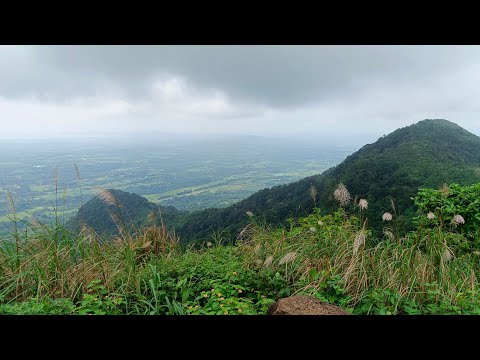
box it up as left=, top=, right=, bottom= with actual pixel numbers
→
left=0, top=134, right=359, bottom=236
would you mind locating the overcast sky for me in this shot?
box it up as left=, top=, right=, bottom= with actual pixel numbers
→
left=2, top=45, right=480, bottom=141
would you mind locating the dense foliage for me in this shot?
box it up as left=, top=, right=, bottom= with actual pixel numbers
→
left=414, top=182, right=480, bottom=242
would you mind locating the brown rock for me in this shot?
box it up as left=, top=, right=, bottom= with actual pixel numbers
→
left=267, top=295, right=351, bottom=315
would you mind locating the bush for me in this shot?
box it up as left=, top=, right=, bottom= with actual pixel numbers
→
left=414, top=183, right=480, bottom=241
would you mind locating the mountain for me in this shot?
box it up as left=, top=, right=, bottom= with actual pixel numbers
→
left=67, top=189, right=187, bottom=238
left=68, top=119, right=480, bottom=243
left=174, top=119, right=480, bottom=241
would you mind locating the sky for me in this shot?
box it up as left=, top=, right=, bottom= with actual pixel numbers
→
left=2, top=45, right=480, bottom=141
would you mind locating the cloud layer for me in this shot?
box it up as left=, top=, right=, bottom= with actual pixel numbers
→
left=2, top=45, right=480, bottom=139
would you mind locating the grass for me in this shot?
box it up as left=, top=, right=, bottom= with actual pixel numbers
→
left=0, top=220, right=280, bottom=315
left=1, top=198, right=480, bottom=315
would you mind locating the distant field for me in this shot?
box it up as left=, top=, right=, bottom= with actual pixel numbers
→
left=0, top=136, right=359, bottom=235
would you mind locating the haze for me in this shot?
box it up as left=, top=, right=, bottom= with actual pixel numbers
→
left=2, top=45, right=480, bottom=141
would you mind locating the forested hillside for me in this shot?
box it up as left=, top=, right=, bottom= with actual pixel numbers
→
left=68, top=119, right=480, bottom=243
left=174, top=119, right=480, bottom=241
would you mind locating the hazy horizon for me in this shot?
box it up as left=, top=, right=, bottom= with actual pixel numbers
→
left=0, top=129, right=382, bottom=146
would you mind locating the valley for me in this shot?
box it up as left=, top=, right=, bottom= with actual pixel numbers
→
left=0, top=135, right=358, bottom=236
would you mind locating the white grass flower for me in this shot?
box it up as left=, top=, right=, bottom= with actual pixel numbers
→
left=96, top=188, right=116, bottom=206
left=309, top=227, right=317, bottom=233
left=279, top=252, right=297, bottom=265
left=358, top=199, right=368, bottom=210
left=206, top=242, right=213, bottom=247
left=246, top=211, right=254, bottom=218
left=382, top=212, right=393, bottom=221
left=142, top=241, right=152, bottom=249
left=390, top=199, right=396, bottom=214
left=317, top=220, right=323, bottom=226
left=427, top=212, right=435, bottom=220
left=353, top=231, right=365, bottom=255
left=334, top=183, right=351, bottom=207
left=263, top=255, right=274, bottom=267
left=309, top=185, right=317, bottom=204
left=452, top=214, right=465, bottom=225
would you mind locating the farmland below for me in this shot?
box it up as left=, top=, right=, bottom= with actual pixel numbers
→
left=0, top=134, right=359, bottom=236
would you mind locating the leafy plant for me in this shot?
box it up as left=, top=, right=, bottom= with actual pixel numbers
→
left=74, top=279, right=125, bottom=315
left=414, top=183, right=480, bottom=241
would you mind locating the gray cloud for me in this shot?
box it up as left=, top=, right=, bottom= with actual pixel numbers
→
left=2, top=45, right=480, bottom=139
left=2, top=45, right=480, bottom=107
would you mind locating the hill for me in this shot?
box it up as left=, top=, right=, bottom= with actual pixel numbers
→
left=67, top=189, right=187, bottom=238
left=175, top=119, right=480, bottom=241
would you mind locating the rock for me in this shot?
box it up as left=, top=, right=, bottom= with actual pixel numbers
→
left=267, top=295, right=351, bottom=315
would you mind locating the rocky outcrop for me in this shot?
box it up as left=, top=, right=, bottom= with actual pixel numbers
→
left=267, top=295, right=351, bottom=315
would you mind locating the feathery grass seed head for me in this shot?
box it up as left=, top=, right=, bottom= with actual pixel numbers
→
left=358, top=199, right=368, bottom=210
left=279, top=251, right=297, bottom=265
left=353, top=231, right=365, bottom=255
left=382, top=212, right=393, bottom=221
left=96, top=188, right=116, bottom=206
left=309, top=185, right=317, bottom=201
left=452, top=214, right=465, bottom=225
left=263, top=255, right=274, bottom=267
left=334, top=183, right=351, bottom=207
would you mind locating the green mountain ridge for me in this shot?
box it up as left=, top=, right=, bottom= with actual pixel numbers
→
left=69, top=119, right=480, bottom=242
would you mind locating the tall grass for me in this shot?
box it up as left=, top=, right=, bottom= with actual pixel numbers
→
left=0, top=213, right=179, bottom=304
left=237, top=208, right=480, bottom=313
left=1, top=182, right=479, bottom=314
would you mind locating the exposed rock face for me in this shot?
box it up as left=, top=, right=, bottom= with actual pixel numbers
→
left=267, top=295, right=351, bottom=315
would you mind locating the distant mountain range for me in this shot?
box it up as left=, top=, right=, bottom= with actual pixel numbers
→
left=68, top=119, right=480, bottom=242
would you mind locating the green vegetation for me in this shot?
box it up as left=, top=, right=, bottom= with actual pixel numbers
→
left=3, top=119, right=480, bottom=315
left=169, top=119, right=480, bottom=242
left=2, top=182, right=480, bottom=315
left=66, top=189, right=188, bottom=239
left=414, top=182, right=480, bottom=242
left=62, top=119, right=480, bottom=244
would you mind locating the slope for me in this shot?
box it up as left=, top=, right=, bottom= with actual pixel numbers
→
left=175, top=119, right=480, bottom=241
